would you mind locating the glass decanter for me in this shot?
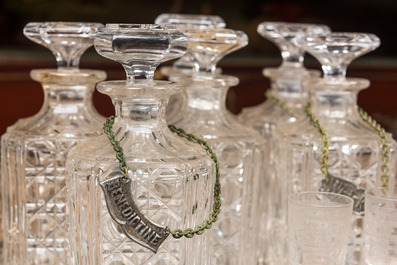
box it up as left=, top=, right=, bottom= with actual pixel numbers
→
left=237, top=22, right=330, bottom=265
left=1, top=22, right=106, bottom=265
left=66, top=24, right=216, bottom=265
left=275, top=32, right=397, bottom=265
left=171, top=27, right=265, bottom=265
left=155, top=13, right=226, bottom=125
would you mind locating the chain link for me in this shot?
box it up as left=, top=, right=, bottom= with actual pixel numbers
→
left=268, top=91, right=391, bottom=188
left=265, top=90, right=298, bottom=118
left=304, top=104, right=390, bottom=189
left=356, top=106, right=390, bottom=188
left=103, top=116, right=221, bottom=239
left=304, top=103, right=330, bottom=182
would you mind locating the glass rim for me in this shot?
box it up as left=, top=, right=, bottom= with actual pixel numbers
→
left=288, top=191, right=354, bottom=208
left=365, top=187, right=397, bottom=201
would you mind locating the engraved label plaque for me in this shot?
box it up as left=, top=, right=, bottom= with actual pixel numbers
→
left=100, top=175, right=169, bottom=253
left=320, top=173, right=365, bottom=213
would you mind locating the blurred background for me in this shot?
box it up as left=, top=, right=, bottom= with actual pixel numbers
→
left=1, top=0, right=397, bottom=137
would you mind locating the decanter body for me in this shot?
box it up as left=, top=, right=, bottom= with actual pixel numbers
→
left=173, top=75, right=265, bottom=265
left=169, top=26, right=265, bottom=265
left=274, top=33, right=397, bottom=265
left=237, top=22, right=329, bottom=264
left=67, top=24, right=215, bottom=265
left=1, top=22, right=105, bottom=265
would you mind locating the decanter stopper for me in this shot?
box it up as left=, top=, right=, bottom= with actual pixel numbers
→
left=94, top=24, right=188, bottom=81
left=155, top=13, right=225, bottom=29
left=257, top=22, right=330, bottom=67
left=24, top=22, right=103, bottom=69
left=155, top=13, right=226, bottom=76
left=298, top=32, right=380, bottom=80
left=184, top=28, right=248, bottom=74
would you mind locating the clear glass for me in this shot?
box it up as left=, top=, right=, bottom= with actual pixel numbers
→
left=237, top=22, right=330, bottom=264
left=1, top=22, right=106, bottom=265
left=364, top=187, right=397, bottom=265
left=275, top=32, right=397, bottom=265
left=171, top=27, right=265, bottom=265
left=288, top=192, right=353, bottom=265
left=67, top=24, right=215, bottom=265
left=154, top=13, right=226, bottom=125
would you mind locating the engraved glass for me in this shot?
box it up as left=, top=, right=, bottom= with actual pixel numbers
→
left=275, top=32, right=397, bottom=265
left=66, top=24, right=215, bottom=265
left=364, top=187, right=397, bottom=265
left=237, top=22, right=330, bottom=264
left=171, top=27, right=265, bottom=265
left=155, top=13, right=225, bottom=125
left=288, top=192, right=353, bottom=265
left=1, top=22, right=106, bottom=265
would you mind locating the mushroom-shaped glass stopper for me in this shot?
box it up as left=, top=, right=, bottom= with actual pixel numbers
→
left=95, top=24, right=188, bottom=82
left=298, top=32, right=380, bottom=81
left=24, top=22, right=103, bottom=69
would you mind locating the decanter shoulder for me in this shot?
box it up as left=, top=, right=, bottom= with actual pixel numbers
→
left=67, top=128, right=214, bottom=164
left=238, top=100, right=300, bottom=129
left=4, top=111, right=104, bottom=138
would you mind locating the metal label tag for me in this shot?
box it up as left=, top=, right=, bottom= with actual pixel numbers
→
left=320, top=173, right=365, bottom=213
left=99, top=175, right=169, bottom=253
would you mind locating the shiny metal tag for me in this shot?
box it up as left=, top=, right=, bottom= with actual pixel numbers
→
left=320, top=173, right=365, bottom=213
left=99, top=175, right=169, bottom=253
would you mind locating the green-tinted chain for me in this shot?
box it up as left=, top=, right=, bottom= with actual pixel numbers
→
left=304, top=103, right=330, bottom=182
left=356, top=106, right=390, bottom=188
left=269, top=93, right=391, bottom=188
left=266, top=90, right=298, bottom=118
left=103, top=116, right=222, bottom=239
left=304, top=104, right=390, bottom=189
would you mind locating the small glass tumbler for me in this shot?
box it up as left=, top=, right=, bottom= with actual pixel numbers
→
left=288, top=192, right=353, bottom=265
left=365, top=187, right=397, bottom=265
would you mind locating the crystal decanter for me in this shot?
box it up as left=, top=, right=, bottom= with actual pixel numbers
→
left=1, top=22, right=106, bottom=265
left=275, top=32, right=396, bottom=265
left=237, top=22, right=330, bottom=265
left=66, top=24, right=216, bottom=265
left=172, top=28, right=265, bottom=265
left=154, top=13, right=226, bottom=125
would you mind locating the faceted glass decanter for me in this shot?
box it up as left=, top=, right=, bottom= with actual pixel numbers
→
left=171, top=27, right=265, bottom=265
left=1, top=22, right=106, bottom=265
left=155, top=13, right=225, bottom=124
left=275, top=32, right=397, bottom=265
left=66, top=24, right=216, bottom=265
left=237, top=22, right=330, bottom=265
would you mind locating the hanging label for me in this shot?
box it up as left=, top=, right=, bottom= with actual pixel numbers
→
left=320, top=173, right=365, bottom=213
left=100, top=175, right=169, bottom=253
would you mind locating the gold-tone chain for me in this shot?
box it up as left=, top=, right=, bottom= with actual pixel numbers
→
left=304, top=104, right=390, bottom=188
left=103, top=116, right=221, bottom=239
left=265, top=90, right=298, bottom=118
left=356, top=106, right=390, bottom=188
left=304, top=103, right=330, bottom=182
left=268, top=91, right=391, bottom=188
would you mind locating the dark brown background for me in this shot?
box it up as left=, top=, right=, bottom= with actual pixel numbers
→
left=1, top=0, right=397, bottom=137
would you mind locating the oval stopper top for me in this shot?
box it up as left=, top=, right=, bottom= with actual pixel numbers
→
left=155, top=13, right=226, bottom=29
left=257, top=22, right=330, bottom=65
left=297, top=32, right=380, bottom=79
left=24, top=22, right=103, bottom=69
left=95, top=24, right=188, bottom=81
left=184, top=28, right=248, bottom=74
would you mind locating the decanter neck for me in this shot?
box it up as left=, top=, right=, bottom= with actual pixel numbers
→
left=98, top=80, right=180, bottom=132
left=112, top=98, right=169, bottom=131
left=309, top=78, right=369, bottom=120
left=181, top=75, right=238, bottom=113
left=310, top=90, right=359, bottom=119
left=264, top=67, right=318, bottom=101
left=32, top=69, right=106, bottom=115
